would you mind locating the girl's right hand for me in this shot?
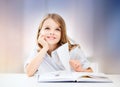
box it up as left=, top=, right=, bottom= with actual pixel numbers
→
left=38, top=35, right=49, bottom=50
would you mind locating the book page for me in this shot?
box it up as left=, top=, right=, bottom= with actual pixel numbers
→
left=38, top=71, right=112, bottom=83
left=72, top=72, right=112, bottom=83
left=38, top=71, right=76, bottom=82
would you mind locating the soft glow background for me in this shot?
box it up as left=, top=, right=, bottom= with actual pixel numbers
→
left=0, top=0, right=120, bottom=73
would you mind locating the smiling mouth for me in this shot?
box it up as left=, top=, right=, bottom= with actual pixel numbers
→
left=47, top=36, right=56, bottom=40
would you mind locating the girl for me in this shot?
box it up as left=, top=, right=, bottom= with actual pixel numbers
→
left=25, top=13, right=93, bottom=77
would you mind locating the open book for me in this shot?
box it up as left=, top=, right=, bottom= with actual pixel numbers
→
left=37, top=71, right=112, bottom=83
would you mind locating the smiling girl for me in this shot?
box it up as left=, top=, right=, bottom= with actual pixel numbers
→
left=25, top=13, right=93, bottom=77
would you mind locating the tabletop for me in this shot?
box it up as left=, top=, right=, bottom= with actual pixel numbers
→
left=0, top=73, right=120, bottom=87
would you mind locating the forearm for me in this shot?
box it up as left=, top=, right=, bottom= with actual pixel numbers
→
left=26, top=48, right=48, bottom=77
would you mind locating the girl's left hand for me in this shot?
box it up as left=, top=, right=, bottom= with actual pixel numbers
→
left=69, top=59, right=83, bottom=72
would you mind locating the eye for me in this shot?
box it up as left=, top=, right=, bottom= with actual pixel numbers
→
left=45, top=27, right=49, bottom=30
left=55, top=28, right=61, bottom=31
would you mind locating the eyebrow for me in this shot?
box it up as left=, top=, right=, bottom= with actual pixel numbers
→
left=44, top=25, right=61, bottom=29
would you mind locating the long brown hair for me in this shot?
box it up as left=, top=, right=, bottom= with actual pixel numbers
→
left=36, top=13, right=79, bottom=52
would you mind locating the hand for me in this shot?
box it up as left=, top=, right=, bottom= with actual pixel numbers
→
left=38, top=34, right=49, bottom=50
left=69, top=59, right=83, bottom=72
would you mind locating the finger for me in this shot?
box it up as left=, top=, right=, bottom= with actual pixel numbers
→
left=39, top=34, right=44, bottom=39
left=75, top=64, right=80, bottom=69
left=38, top=34, right=45, bottom=41
left=70, top=60, right=79, bottom=67
left=38, top=36, right=43, bottom=44
left=69, top=59, right=76, bottom=63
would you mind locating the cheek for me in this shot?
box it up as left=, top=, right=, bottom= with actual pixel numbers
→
left=40, top=30, right=47, bottom=36
left=57, top=32, right=61, bottom=39
left=40, top=30, right=44, bottom=35
left=39, top=31, right=47, bottom=39
left=58, top=34, right=61, bottom=40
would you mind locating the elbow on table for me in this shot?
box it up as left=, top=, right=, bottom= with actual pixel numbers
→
left=26, top=70, right=35, bottom=77
left=25, top=65, right=36, bottom=77
left=25, top=67, right=35, bottom=77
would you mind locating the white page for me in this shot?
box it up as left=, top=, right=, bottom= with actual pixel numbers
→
left=38, top=71, right=112, bottom=83
left=57, top=43, right=71, bottom=71
left=72, top=72, right=112, bottom=83
left=38, top=71, right=76, bottom=82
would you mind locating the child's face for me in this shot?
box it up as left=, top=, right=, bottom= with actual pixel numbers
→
left=40, top=18, right=61, bottom=45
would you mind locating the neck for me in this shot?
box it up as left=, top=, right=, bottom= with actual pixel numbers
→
left=47, top=44, right=58, bottom=56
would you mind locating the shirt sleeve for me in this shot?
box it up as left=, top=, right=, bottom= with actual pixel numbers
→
left=24, top=46, right=38, bottom=72
left=70, top=47, right=91, bottom=69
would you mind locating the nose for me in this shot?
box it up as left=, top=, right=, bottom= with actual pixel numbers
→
left=49, top=30, right=54, bottom=35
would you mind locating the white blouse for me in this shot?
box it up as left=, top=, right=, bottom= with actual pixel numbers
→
left=24, top=43, right=90, bottom=75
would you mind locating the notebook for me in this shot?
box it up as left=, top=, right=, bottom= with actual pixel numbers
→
left=37, top=71, right=112, bottom=83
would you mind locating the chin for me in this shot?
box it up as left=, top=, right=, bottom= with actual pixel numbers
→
left=47, top=41, right=59, bottom=45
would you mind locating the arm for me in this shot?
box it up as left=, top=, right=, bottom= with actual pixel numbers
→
left=26, top=47, right=48, bottom=77
left=69, top=46, right=93, bottom=72
left=26, top=35, right=49, bottom=77
left=69, top=59, right=93, bottom=72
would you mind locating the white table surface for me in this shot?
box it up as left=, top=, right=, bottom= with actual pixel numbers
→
left=0, top=73, right=120, bottom=87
